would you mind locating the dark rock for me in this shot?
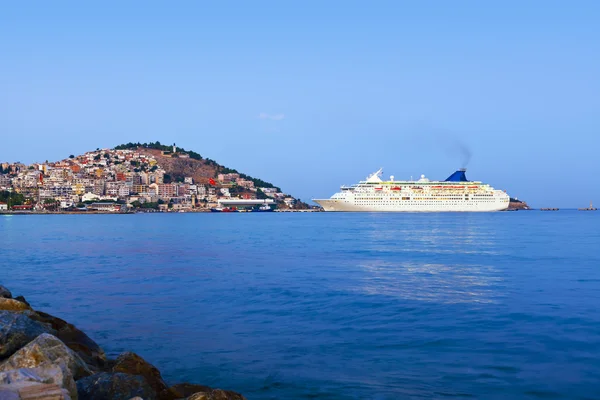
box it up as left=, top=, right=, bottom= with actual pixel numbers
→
left=0, top=363, right=77, bottom=399
left=0, top=311, right=55, bottom=360
left=14, top=296, right=31, bottom=307
left=163, top=384, right=245, bottom=400
left=164, top=383, right=212, bottom=399
left=507, top=198, right=531, bottom=210
left=187, top=389, right=246, bottom=400
left=76, top=372, right=156, bottom=400
left=0, top=298, right=32, bottom=312
left=111, top=352, right=168, bottom=395
left=0, top=333, right=92, bottom=380
left=28, top=311, right=107, bottom=370
left=0, top=285, right=12, bottom=299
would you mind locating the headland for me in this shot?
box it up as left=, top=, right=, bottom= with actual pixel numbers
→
left=0, top=142, right=311, bottom=215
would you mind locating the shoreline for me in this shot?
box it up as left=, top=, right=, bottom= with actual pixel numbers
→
left=0, top=284, right=246, bottom=400
left=1, top=209, right=592, bottom=215
left=0, top=209, right=319, bottom=215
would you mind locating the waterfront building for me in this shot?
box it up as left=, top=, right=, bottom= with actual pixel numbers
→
left=88, top=202, right=120, bottom=212
left=82, top=192, right=100, bottom=202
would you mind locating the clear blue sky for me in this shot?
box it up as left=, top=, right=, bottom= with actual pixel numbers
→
left=1, top=1, right=599, bottom=207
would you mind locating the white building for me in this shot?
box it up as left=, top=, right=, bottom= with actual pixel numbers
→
left=284, top=197, right=296, bottom=207
left=118, top=186, right=130, bottom=197
left=82, top=192, right=100, bottom=202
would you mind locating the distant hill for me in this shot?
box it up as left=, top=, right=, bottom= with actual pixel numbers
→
left=114, top=142, right=309, bottom=208
left=114, top=141, right=280, bottom=190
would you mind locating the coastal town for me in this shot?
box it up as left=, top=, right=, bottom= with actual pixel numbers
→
left=0, top=143, right=309, bottom=213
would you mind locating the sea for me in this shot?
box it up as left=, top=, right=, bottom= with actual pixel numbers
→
left=1, top=211, right=600, bottom=399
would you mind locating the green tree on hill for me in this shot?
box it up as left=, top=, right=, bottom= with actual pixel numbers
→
left=256, top=189, right=269, bottom=200
left=0, top=191, right=26, bottom=208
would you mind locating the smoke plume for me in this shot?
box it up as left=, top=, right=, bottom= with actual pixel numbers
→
left=406, top=124, right=472, bottom=168
left=449, top=139, right=472, bottom=168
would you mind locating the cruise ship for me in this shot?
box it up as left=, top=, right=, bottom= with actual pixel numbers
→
left=313, top=169, right=510, bottom=212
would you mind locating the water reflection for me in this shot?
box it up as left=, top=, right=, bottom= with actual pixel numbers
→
left=356, top=260, right=503, bottom=304
left=339, top=215, right=506, bottom=303
left=359, top=213, right=500, bottom=253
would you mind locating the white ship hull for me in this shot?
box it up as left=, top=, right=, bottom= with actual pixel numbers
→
left=313, top=168, right=510, bottom=213
left=314, top=198, right=509, bottom=212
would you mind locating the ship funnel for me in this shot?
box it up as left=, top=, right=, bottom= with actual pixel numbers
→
left=445, top=169, right=469, bottom=182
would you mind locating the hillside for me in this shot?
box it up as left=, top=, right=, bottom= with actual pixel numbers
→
left=0, top=142, right=308, bottom=212
left=115, top=142, right=280, bottom=190
left=114, top=142, right=308, bottom=209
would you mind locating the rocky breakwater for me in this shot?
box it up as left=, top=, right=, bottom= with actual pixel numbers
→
left=0, top=285, right=246, bottom=400
left=507, top=198, right=531, bottom=211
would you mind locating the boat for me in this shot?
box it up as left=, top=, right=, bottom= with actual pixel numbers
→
left=250, top=204, right=274, bottom=212
left=210, top=207, right=237, bottom=212
left=578, top=201, right=597, bottom=211
left=312, top=168, right=510, bottom=212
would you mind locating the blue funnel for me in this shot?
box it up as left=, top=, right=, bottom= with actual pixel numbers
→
left=445, top=169, right=469, bottom=182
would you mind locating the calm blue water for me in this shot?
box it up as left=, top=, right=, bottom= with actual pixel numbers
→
left=1, top=212, right=600, bottom=399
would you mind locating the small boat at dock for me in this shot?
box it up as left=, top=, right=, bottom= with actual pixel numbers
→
left=210, top=207, right=237, bottom=212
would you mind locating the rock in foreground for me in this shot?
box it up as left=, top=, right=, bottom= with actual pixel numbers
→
left=0, top=286, right=12, bottom=299
left=0, top=284, right=246, bottom=400
left=29, top=311, right=107, bottom=370
left=166, top=383, right=245, bottom=400
left=76, top=372, right=156, bottom=400
left=0, top=311, right=55, bottom=359
left=0, top=364, right=74, bottom=399
left=0, top=298, right=32, bottom=312
left=0, top=333, right=92, bottom=380
left=111, top=352, right=168, bottom=395
left=186, top=389, right=247, bottom=400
